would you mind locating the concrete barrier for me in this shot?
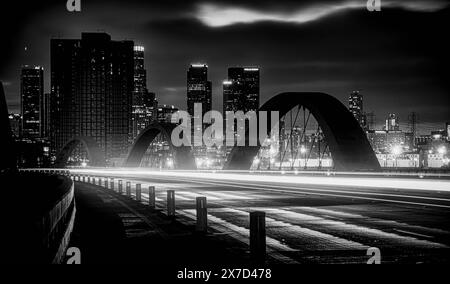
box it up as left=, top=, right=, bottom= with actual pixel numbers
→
left=148, top=186, right=156, bottom=209
left=118, top=180, right=123, bottom=194
left=167, top=190, right=175, bottom=217
left=126, top=181, right=131, bottom=197
left=136, top=184, right=141, bottom=202
left=196, top=197, right=208, bottom=233
left=250, top=211, right=266, bottom=262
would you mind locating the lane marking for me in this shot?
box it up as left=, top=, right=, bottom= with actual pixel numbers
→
left=152, top=176, right=450, bottom=209
left=393, top=229, right=434, bottom=239
left=182, top=178, right=450, bottom=203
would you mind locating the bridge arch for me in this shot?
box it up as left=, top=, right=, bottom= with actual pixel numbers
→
left=124, top=122, right=197, bottom=169
left=224, top=92, right=381, bottom=171
left=55, top=136, right=106, bottom=167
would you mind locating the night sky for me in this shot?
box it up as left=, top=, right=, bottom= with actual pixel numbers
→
left=0, top=0, right=449, bottom=133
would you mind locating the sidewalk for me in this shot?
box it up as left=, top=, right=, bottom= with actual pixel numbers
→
left=68, top=182, right=253, bottom=264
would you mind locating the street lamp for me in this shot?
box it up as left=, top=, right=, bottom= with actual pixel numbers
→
left=300, top=145, right=307, bottom=169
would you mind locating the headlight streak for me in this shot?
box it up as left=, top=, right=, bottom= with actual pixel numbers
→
left=61, top=168, right=450, bottom=192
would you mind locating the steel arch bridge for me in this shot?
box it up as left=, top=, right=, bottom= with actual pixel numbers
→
left=54, top=136, right=106, bottom=167
left=124, top=122, right=197, bottom=169
left=54, top=92, right=380, bottom=172
left=224, top=92, right=381, bottom=172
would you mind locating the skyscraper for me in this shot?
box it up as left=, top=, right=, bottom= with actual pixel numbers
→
left=8, top=113, right=21, bottom=138
left=223, top=67, right=260, bottom=147
left=132, top=46, right=156, bottom=140
left=187, top=64, right=212, bottom=117
left=50, top=32, right=134, bottom=164
left=40, top=92, right=50, bottom=138
left=223, top=67, right=260, bottom=114
left=348, top=91, right=366, bottom=130
left=21, top=66, right=44, bottom=139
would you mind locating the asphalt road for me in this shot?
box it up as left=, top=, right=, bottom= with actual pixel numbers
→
left=70, top=170, right=450, bottom=264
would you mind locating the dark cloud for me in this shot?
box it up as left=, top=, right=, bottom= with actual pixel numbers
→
left=0, top=0, right=449, bottom=131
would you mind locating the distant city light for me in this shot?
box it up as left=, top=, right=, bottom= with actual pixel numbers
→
left=191, top=63, right=208, bottom=68
left=391, top=145, right=403, bottom=156
left=438, top=146, right=447, bottom=155
left=269, top=147, right=277, bottom=155
left=300, top=145, right=307, bottom=154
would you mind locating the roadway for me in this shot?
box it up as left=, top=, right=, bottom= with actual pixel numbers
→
left=69, top=169, right=450, bottom=264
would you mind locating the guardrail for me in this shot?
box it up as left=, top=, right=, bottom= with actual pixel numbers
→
left=16, top=169, right=76, bottom=264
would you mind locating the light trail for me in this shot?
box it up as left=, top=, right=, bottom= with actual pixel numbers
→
left=129, top=175, right=450, bottom=209
left=66, top=168, right=450, bottom=192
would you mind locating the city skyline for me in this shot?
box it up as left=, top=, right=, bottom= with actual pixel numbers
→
left=0, top=0, right=449, bottom=132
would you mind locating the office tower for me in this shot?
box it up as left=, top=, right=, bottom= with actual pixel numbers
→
left=21, top=66, right=44, bottom=139
left=8, top=113, right=22, bottom=138
left=385, top=113, right=400, bottom=131
left=223, top=67, right=260, bottom=148
left=223, top=67, right=260, bottom=113
left=51, top=32, right=134, bottom=164
left=348, top=91, right=366, bottom=130
left=40, top=92, right=50, bottom=138
left=132, top=46, right=156, bottom=140
left=187, top=64, right=212, bottom=117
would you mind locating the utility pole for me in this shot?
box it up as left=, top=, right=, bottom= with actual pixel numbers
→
left=408, top=112, right=418, bottom=146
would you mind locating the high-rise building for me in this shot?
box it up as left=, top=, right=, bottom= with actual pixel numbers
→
left=50, top=32, right=134, bottom=164
left=40, top=92, right=50, bottom=138
left=8, top=113, right=22, bottom=138
left=223, top=67, right=260, bottom=148
left=385, top=113, right=400, bottom=131
left=187, top=64, right=212, bottom=117
left=21, top=66, right=44, bottom=139
left=348, top=91, right=366, bottom=130
left=223, top=67, right=260, bottom=114
left=132, top=46, right=156, bottom=140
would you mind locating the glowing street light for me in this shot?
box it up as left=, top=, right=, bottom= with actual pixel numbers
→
left=166, top=158, right=174, bottom=168
left=300, top=145, right=307, bottom=154
left=391, top=145, right=403, bottom=156
left=391, top=145, right=403, bottom=168
left=300, top=145, right=308, bottom=169
left=438, top=146, right=447, bottom=155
